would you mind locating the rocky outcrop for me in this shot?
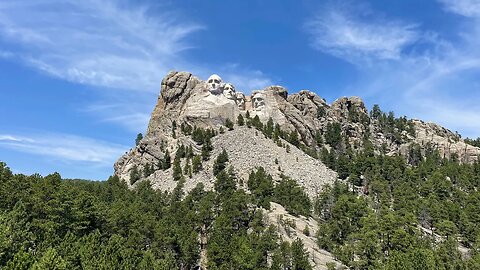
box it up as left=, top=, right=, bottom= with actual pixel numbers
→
left=114, top=71, right=480, bottom=194
left=401, top=120, right=480, bottom=163
left=113, top=70, right=480, bottom=270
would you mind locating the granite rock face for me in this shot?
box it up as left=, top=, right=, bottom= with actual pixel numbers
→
left=114, top=71, right=480, bottom=194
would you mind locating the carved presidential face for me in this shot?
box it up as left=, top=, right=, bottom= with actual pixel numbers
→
left=223, top=83, right=236, bottom=100
left=207, top=74, right=222, bottom=94
left=252, top=92, right=265, bottom=111
left=236, top=92, right=246, bottom=110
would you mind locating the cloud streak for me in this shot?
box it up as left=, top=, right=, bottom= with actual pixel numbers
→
left=0, top=0, right=275, bottom=134
left=305, top=5, right=421, bottom=63
left=0, top=132, right=129, bottom=165
left=439, top=0, right=480, bottom=17
left=306, top=1, right=480, bottom=138
left=0, top=0, right=203, bottom=92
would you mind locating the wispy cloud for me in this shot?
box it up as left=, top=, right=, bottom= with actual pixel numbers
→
left=0, top=0, right=275, bottom=134
left=0, top=0, right=203, bottom=92
left=212, top=64, right=274, bottom=93
left=0, top=132, right=129, bottom=165
left=81, top=96, right=152, bottom=133
left=305, top=4, right=421, bottom=63
left=439, top=0, right=480, bottom=17
left=309, top=1, right=480, bottom=138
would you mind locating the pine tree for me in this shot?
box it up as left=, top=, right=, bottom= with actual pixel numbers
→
left=130, top=165, right=140, bottom=185
left=370, top=104, right=382, bottom=119
left=184, top=158, right=192, bottom=178
left=325, top=122, right=342, bottom=148
left=265, top=117, right=274, bottom=138
left=201, top=138, right=212, bottom=161
left=291, top=239, right=312, bottom=270
left=31, top=248, right=67, bottom=270
left=225, top=118, right=234, bottom=130
left=315, top=130, right=323, bottom=146
left=237, top=114, right=245, bottom=126
left=192, top=155, right=203, bottom=173
left=252, top=115, right=262, bottom=129
left=162, top=149, right=171, bottom=170
left=288, top=130, right=300, bottom=147
left=213, top=149, right=229, bottom=176
left=135, top=133, right=143, bottom=146
left=172, top=157, right=183, bottom=181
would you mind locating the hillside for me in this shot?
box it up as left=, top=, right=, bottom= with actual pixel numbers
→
left=115, top=71, right=480, bottom=192
left=1, top=71, right=480, bottom=270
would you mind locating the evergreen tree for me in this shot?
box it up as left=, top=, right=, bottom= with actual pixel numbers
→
left=274, top=177, right=311, bottom=216
left=291, top=239, right=312, bottom=270
left=251, top=115, right=263, bottom=129
left=288, top=130, right=300, bottom=147
left=237, top=114, right=245, bottom=126
left=31, top=248, right=67, bottom=270
left=265, top=117, right=274, bottom=138
left=325, top=122, right=342, bottom=148
left=201, top=138, right=212, bottom=161
left=192, top=155, right=203, bottom=173
left=129, top=165, right=140, bottom=185
left=162, top=149, right=171, bottom=170
left=213, top=149, right=229, bottom=176
left=184, top=158, right=192, bottom=178
left=370, top=104, right=382, bottom=119
left=135, top=133, right=143, bottom=146
left=247, top=167, right=274, bottom=209
left=172, top=157, right=183, bottom=181
left=225, top=118, right=234, bottom=130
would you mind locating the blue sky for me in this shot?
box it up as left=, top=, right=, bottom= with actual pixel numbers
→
left=1, top=0, right=480, bottom=180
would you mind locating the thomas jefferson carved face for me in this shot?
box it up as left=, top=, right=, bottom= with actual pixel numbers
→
left=223, top=83, right=236, bottom=100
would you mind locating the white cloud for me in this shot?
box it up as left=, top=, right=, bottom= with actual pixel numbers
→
left=0, top=132, right=129, bottom=165
left=0, top=135, right=33, bottom=142
left=214, top=64, right=274, bottom=93
left=81, top=98, right=152, bottom=133
left=304, top=1, right=480, bottom=138
left=0, top=0, right=275, bottom=135
left=305, top=6, right=421, bottom=63
left=0, top=0, right=203, bottom=91
left=439, top=0, right=480, bottom=17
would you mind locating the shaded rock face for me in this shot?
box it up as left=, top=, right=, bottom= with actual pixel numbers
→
left=114, top=71, right=480, bottom=193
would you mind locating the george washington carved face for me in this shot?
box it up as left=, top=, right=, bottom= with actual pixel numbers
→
left=207, top=74, right=222, bottom=94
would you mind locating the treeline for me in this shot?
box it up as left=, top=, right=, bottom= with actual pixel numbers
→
left=465, top=137, right=480, bottom=148
left=314, top=142, right=480, bottom=269
left=0, top=160, right=313, bottom=269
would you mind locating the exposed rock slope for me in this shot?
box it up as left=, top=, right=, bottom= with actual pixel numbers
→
left=115, top=71, right=480, bottom=193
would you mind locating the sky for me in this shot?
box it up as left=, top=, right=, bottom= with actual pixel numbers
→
left=1, top=0, right=480, bottom=180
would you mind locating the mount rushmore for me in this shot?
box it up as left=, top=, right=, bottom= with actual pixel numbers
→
left=114, top=71, right=480, bottom=197
left=206, top=74, right=265, bottom=112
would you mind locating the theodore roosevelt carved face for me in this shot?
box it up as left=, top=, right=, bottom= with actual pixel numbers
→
left=236, top=92, right=246, bottom=110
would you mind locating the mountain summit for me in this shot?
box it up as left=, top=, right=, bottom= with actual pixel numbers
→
left=112, top=71, right=480, bottom=269
left=114, top=71, right=480, bottom=193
